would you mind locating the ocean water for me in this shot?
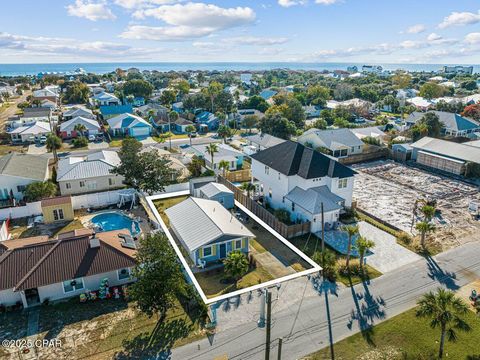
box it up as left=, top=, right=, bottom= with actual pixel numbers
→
left=0, top=62, right=478, bottom=77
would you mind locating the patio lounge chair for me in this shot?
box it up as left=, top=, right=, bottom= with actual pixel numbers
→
left=197, top=259, right=206, bottom=269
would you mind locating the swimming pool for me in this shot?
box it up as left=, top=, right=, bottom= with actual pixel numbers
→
left=90, top=212, right=141, bottom=235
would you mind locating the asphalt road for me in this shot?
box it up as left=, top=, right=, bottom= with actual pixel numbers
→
left=172, top=241, right=480, bottom=360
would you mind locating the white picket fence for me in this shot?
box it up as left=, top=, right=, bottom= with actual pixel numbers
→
left=0, top=183, right=191, bottom=221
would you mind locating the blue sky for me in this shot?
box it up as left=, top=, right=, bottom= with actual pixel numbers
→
left=1, top=0, right=480, bottom=63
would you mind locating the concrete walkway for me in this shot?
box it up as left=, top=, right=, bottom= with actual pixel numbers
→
left=359, top=221, right=421, bottom=273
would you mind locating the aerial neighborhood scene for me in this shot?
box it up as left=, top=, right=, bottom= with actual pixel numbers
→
left=2, top=1, right=480, bottom=359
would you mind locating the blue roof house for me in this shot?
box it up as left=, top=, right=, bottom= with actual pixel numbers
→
left=100, top=104, right=133, bottom=119
left=196, top=111, right=219, bottom=131
left=259, top=89, right=278, bottom=101
left=107, top=113, right=152, bottom=139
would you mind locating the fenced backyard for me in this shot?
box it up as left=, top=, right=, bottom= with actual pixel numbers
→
left=217, top=176, right=311, bottom=239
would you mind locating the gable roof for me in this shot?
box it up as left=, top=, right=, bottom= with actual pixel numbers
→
left=22, top=107, right=51, bottom=118
left=63, top=106, right=94, bottom=118
left=247, top=133, right=286, bottom=148
left=251, top=140, right=356, bottom=179
left=165, top=197, right=254, bottom=252
left=259, top=89, right=277, bottom=100
left=0, top=230, right=136, bottom=291
left=8, top=121, right=51, bottom=135
left=107, top=113, right=152, bottom=129
left=299, top=128, right=364, bottom=149
left=60, top=116, right=100, bottom=132
left=57, top=150, right=120, bottom=181
left=199, top=182, right=233, bottom=198
left=0, top=153, right=49, bottom=181
left=406, top=111, right=480, bottom=132
left=285, top=186, right=344, bottom=214
left=100, top=104, right=133, bottom=116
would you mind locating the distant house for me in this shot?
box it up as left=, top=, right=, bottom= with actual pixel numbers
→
left=410, top=136, right=480, bottom=176
left=150, top=115, right=170, bottom=133
left=196, top=111, right=219, bottom=132
left=189, top=143, right=244, bottom=172
left=107, top=113, right=152, bottom=139
left=326, top=98, right=371, bottom=110
left=174, top=117, right=194, bottom=134
left=8, top=121, right=51, bottom=143
left=100, top=104, right=133, bottom=119
left=251, top=141, right=357, bottom=231
left=240, top=73, right=253, bottom=85
left=57, top=150, right=124, bottom=195
left=197, top=182, right=234, bottom=209
left=0, top=153, right=49, bottom=201
left=396, top=88, right=418, bottom=100
left=245, top=133, right=286, bottom=155
left=40, top=99, right=57, bottom=109
left=259, top=89, right=278, bottom=105
left=92, top=92, right=121, bottom=106
left=298, top=128, right=364, bottom=158
left=406, top=97, right=434, bottom=111
left=7, top=107, right=53, bottom=129
left=136, top=103, right=168, bottom=118
left=141, top=147, right=190, bottom=182
left=462, top=94, right=480, bottom=105
left=0, top=229, right=136, bottom=308
left=165, top=197, right=254, bottom=267
left=350, top=126, right=387, bottom=142
left=32, top=86, right=59, bottom=103
left=303, top=105, right=322, bottom=118
left=59, top=116, right=101, bottom=139
left=442, top=65, right=473, bottom=75
left=63, top=106, right=95, bottom=121
left=172, top=102, right=184, bottom=113
left=405, top=111, right=480, bottom=137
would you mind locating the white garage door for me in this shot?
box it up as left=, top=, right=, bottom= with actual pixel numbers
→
left=130, top=127, right=150, bottom=137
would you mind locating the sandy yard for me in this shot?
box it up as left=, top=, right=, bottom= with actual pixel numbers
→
left=353, top=160, right=480, bottom=250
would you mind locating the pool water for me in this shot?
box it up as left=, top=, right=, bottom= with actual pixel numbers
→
left=90, top=212, right=141, bottom=235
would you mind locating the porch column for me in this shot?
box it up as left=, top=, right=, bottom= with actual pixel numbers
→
left=20, top=290, right=28, bottom=309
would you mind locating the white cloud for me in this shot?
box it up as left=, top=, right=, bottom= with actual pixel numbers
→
left=464, top=32, right=480, bottom=45
left=66, top=0, right=116, bottom=21
left=228, top=36, right=288, bottom=46
left=278, top=0, right=307, bottom=7
left=405, top=24, right=426, bottom=34
left=113, top=0, right=180, bottom=10
left=121, top=2, right=255, bottom=40
left=427, top=33, right=442, bottom=41
left=314, top=0, right=341, bottom=4
left=438, top=10, right=480, bottom=29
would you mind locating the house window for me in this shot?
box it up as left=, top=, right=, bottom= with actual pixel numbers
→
left=235, top=240, right=242, bottom=249
left=53, top=208, right=64, bottom=221
left=338, top=178, right=348, bottom=189
left=291, top=202, right=295, bottom=212
left=268, top=188, right=272, bottom=198
left=265, top=166, right=270, bottom=175
left=109, top=178, right=115, bottom=186
left=87, top=181, right=97, bottom=190
left=203, top=246, right=212, bottom=257
left=63, top=278, right=84, bottom=293
left=118, top=268, right=131, bottom=280
left=65, top=183, right=71, bottom=189
left=16, top=185, right=26, bottom=192
left=79, top=181, right=85, bottom=188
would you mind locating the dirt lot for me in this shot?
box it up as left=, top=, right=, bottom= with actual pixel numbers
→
left=353, top=160, right=480, bottom=251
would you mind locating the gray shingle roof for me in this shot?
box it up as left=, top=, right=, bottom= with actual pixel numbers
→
left=165, top=197, right=253, bottom=253
left=0, top=153, right=49, bottom=181
left=285, top=186, right=344, bottom=214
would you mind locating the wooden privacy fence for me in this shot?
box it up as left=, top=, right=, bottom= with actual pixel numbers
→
left=339, top=147, right=389, bottom=165
left=217, top=176, right=310, bottom=239
left=225, top=169, right=251, bottom=183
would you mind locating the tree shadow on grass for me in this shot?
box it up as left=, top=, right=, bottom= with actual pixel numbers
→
left=114, top=318, right=192, bottom=360
left=425, top=255, right=459, bottom=291
left=346, top=274, right=386, bottom=347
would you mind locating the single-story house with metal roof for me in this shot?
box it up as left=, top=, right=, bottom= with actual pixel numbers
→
left=188, top=143, right=244, bottom=172
left=0, top=153, right=50, bottom=201
left=410, top=136, right=480, bottom=176
left=165, top=197, right=254, bottom=268
left=100, top=104, right=134, bottom=119
left=63, top=106, right=95, bottom=121
left=59, top=116, right=101, bottom=139
left=197, top=182, right=234, bottom=209
left=8, top=121, right=51, bottom=143
left=406, top=111, right=480, bottom=137
left=92, top=92, right=121, bottom=106
left=57, top=150, right=124, bottom=195
left=0, top=229, right=136, bottom=308
left=174, top=117, right=194, bottom=134
left=196, top=111, right=219, bottom=131
left=107, top=113, right=152, bottom=139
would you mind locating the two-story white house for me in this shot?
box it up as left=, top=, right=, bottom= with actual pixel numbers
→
left=251, top=141, right=357, bottom=232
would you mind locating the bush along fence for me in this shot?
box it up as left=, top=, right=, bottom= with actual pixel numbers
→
left=217, top=176, right=310, bottom=239
left=355, top=206, right=403, bottom=237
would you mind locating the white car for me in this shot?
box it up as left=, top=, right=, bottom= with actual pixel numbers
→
left=88, top=134, right=96, bottom=142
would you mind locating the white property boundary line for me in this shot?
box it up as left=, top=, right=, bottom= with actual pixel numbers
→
left=145, top=191, right=322, bottom=305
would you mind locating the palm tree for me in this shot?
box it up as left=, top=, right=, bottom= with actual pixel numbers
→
left=240, top=182, right=255, bottom=197
left=355, top=236, right=375, bottom=271
left=218, top=160, right=230, bottom=177
left=46, top=134, right=62, bottom=163
left=420, top=204, right=436, bottom=222
left=223, top=250, right=249, bottom=281
left=205, top=143, right=218, bottom=170
left=217, top=125, right=231, bottom=144
left=312, top=249, right=337, bottom=280
left=185, top=125, right=196, bottom=146
left=342, top=225, right=359, bottom=268
left=168, top=110, right=178, bottom=150
left=416, top=288, right=471, bottom=359
left=73, top=123, right=87, bottom=137
left=415, top=221, right=436, bottom=248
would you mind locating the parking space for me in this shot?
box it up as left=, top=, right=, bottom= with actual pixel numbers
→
left=353, top=160, right=480, bottom=250
left=27, top=143, right=47, bottom=154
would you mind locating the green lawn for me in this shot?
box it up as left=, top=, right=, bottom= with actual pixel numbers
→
left=109, top=139, right=123, bottom=147
left=336, top=263, right=383, bottom=287
left=154, top=195, right=189, bottom=227
left=0, top=144, right=26, bottom=155
left=0, top=297, right=205, bottom=359
left=305, top=306, right=480, bottom=360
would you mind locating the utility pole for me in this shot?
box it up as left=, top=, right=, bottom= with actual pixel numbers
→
left=277, top=337, right=283, bottom=360
left=265, top=290, right=272, bottom=360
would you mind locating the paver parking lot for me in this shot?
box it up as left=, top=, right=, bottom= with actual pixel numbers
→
left=353, top=160, right=480, bottom=250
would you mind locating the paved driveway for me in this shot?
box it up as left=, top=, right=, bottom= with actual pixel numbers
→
left=27, top=144, right=47, bottom=154
left=359, top=221, right=421, bottom=273
left=87, top=141, right=109, bottom=150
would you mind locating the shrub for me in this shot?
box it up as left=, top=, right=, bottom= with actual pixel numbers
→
left=397, top=231, right=412, bottom=245
left=274, top=208, right=291, bottom=224
left=337, top=258, right=363, bottom=277
left=72, top=136, right=88, bottom=148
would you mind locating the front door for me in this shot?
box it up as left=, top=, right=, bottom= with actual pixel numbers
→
left=220, top=243, right=227, bottom=258
left=24, top=288, right=40, bottom=307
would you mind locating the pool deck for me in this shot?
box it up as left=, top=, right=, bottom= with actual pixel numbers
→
left=80, top=208, right=151, bottom=235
